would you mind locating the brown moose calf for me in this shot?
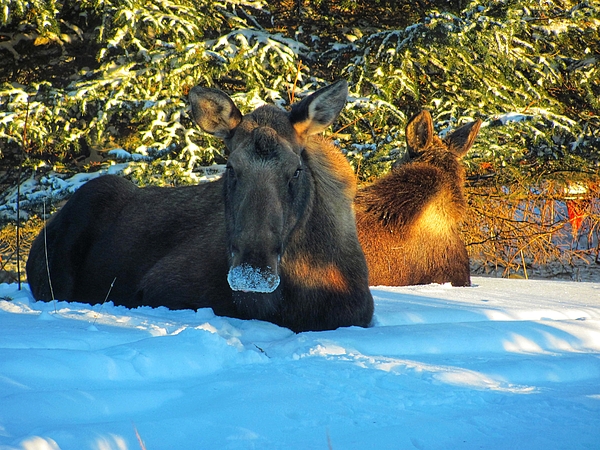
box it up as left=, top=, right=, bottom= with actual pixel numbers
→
left=356, top=110, right=482, bottom=287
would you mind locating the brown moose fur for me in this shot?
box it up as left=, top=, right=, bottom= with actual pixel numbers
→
left=356, top=110, right=482, bottom=287
left=26, top=81, right=374, bottom=332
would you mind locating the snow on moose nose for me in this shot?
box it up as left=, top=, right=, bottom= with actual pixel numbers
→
left=227, top=263, right=280, bottom=293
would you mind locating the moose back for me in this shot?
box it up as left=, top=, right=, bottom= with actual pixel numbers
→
left=356, top=110, right=482, bottom=287
left=26, top=81, right=374, bottom=333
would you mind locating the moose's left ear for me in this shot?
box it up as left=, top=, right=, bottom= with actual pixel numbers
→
left=289, top=80, right=348, bottom=138
left=188, top=86, right=243, bottom=139
left=405, top=110, right=435, bottom=157
left=444, top=119, right=482, bottom=157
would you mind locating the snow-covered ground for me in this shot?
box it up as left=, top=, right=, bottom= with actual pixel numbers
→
left=1, top=277, right=599, bottom=450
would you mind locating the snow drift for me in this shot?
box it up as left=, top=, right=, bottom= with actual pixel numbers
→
left=0, top=277, right=599, bottom=449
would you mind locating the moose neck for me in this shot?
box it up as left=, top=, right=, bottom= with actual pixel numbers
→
left=418, top=150, right=467, bottom=206
left=281, top=137, right=360, bottom=288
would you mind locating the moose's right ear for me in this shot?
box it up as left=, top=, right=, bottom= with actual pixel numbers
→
left=405, top=110, right=434, bottom=155
left=289, top=80, right=348, bottom=139
left=444, top=119, right=482, bottom=157
left=188, top=86, right=242, bottom=139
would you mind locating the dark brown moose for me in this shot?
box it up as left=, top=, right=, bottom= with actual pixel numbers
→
left=356, top=110, right=482, bottom=287
left=26, top=81, right=374, bottom=332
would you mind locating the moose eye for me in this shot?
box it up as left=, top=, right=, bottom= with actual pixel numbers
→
left=293, top=168, right=302, bottom=179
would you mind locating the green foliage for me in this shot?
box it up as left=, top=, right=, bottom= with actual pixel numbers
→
left=1, top=0, right=62, bottom=35
left=335, top=0, right=600, bottom=182
left=1, top=0, right=598, bottom=188
left=0, top=0, right=304, bottom=184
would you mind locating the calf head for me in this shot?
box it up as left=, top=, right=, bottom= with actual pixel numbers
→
left=405, top=110, right=482, bottom=160
left=189, top=81, right=348, bottom=295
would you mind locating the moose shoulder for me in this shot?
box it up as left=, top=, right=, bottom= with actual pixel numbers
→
left=356, top=110, right=482, bottom=287
left=26, top=81, right=374, bottom=333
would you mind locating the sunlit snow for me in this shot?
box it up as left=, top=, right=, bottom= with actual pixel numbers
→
left=0, top=277, right=599, bottom=449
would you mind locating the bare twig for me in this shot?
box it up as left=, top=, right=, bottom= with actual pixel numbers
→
left=16, top=97, right=31, bottom=290
left=331, top=110, right=374, bottom=138
left=42, top=200, right=56, bottom=312
left=133, top=424, right=147, bottom=450
left=91, top=277, right=117, bottom=326
left=464, top=180, right=600, bottom=278
left=520, top=249, right=528, bottom=279
left=288, top=60, right=303, bottom=105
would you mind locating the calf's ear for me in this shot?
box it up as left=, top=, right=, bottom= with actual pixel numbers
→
left=444, top=119, right=482, bottom=157
left=188, top=86, right=242, bottom=139
left=290, top=80, right=348, bottom=139
left=405, top=110, right=434, bottom=155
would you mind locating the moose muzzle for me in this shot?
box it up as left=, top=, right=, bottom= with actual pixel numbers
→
left=227, top=262, right=280, bottom=293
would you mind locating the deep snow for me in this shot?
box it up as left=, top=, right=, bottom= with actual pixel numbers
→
left=1, top=277, right=599, bottom=450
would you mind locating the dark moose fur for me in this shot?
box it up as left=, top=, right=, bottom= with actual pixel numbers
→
left=26, top=81, right=374, bottom=332
left=356, top=110, right=482, bottom=287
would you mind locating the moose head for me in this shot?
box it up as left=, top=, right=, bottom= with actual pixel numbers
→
left=188, top=81, right=349, bottom=296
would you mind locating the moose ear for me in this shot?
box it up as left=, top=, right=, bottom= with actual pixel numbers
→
left=289, top=80, right=348, bottom=138
left=405, top=110, right=434, bottom=154
left=188, top=86, right=242, bottom=139
left=444, top=119, right=482, bottom=157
